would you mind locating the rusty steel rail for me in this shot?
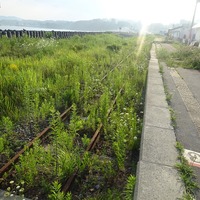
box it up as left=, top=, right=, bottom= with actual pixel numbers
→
left=0, top=106, right=72, bottom=178
left=101, top=50, right=135, bottom=81
left=61, top=86, right=124, bottom=193
left=0, top=61, right=123, bottom=178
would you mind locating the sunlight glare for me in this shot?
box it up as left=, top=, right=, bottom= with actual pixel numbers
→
left=136, top=21, right=149, bottom=57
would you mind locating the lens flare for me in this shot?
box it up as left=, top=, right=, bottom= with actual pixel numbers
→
left=136, top=22, right=149, bottom=57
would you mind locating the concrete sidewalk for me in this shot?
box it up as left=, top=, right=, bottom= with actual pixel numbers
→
left=160, top=49, right=200, bottom=199
left=134, top=44, right=184, bottom=200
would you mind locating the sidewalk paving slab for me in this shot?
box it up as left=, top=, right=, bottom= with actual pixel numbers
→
left=145, top=105, right=173, bottom=129
left=147, top=80, right=166, bottom=96
left=146, top=92, right=168, bottom=108
left=134, top=44, right=185, bottom=200
left=134, top=161, right=184, bottom=200
left=147, top=76, right=163, bottom=86
left=140, top=126, right=178, bottom=166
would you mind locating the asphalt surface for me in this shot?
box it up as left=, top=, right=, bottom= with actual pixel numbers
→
left=160, top=43, right=200, bottom=199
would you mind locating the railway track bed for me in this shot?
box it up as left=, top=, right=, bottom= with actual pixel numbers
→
left=0, top=33, right=153, bottom=199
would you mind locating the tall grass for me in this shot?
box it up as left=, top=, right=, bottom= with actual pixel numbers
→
left=157, top=43, right=200, bottom=70
left=0, top=33, right=154, bottom=199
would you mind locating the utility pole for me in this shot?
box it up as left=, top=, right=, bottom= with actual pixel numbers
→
left=189, top=0, right=200, bottom=44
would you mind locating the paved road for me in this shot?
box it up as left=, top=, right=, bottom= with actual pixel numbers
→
left=158, top=43, right=200, bottom=199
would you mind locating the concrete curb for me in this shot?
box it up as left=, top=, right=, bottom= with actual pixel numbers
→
left=134, top=44, right=185, bottom=200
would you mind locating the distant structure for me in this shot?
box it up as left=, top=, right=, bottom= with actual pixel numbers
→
left=167, top=23, right=200, bottom=47
left=168, top=0, right=200, bottom=47
left=192, top=23, right=200, bottom=44
left=167, top=25, right=190, bottom=44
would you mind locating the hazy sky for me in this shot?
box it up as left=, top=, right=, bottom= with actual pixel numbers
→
left=1, top=0, right=200, bottom=25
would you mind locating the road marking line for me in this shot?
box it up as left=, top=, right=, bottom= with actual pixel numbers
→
left=183, top=149, right=200, bottom=168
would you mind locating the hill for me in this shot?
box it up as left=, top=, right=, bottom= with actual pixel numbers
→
left=0, top=17, right=141, bottom=32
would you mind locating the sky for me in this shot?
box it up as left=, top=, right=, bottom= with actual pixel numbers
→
left=1, top=0, right=200, bottom=25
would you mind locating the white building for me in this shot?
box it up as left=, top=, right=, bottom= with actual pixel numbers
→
left=168, top=25, right=190, bottom=43
left=192, top=23, right=200, bottom=42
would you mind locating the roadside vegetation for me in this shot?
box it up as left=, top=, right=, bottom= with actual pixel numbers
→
left=156, top=41, right=200, bottom=70
left=176, top=142, right=199, bottom=200
left=0, top=33, right=153, bottom=199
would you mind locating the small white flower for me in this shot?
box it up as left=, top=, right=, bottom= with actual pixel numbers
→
left=19, top=188, right=24, bottom=193
left=9, top=180, right=14, bottom=184
left=16, top=185, right=20, bottom=190
left=134, top=136, right=137, bottom=140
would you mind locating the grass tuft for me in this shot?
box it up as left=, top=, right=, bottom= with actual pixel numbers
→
left=176, top=142, right=199, bottom=199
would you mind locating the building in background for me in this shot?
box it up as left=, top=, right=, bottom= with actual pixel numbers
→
left=168, top=25, right=190, bottom=44
left=192, top=23, right=200, bottom=43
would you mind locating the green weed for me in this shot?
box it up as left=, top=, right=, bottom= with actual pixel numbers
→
left=176, top=142, right=199, bottom=199
left=169, top=106, right=176, bottom=127
left=48, top=181, right=72, bottom=200
left=124, top=175, right=136, bottom=200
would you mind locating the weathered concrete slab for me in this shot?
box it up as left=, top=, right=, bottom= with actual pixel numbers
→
left=149, top=59, right=159, bottom=67
left=140, top=126, right=178, bottom=166
left=134, top=161, right=184, bottom=200
left=134, top=44, right=184, bottom=200
left=147, top=76, right=163, bottom=86
left=146, top=79, right=168, bottom=108
left=148, top=67, right=162, bottom=78
left=145, top=105, right=173, bottom=129
left=146, top=91, right=168, bottom=108
left=151, top=53, right=157, bottom=58
left=147, top=81, right=165, bottom=96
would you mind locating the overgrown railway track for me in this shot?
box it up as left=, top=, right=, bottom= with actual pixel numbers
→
left=0, top=34, right=152, bottom=199
left=0, top=106, right=72, bottom=177
left=0, top=46, right=134, bottom=180
left=61, top=86, right=124, bottom=193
